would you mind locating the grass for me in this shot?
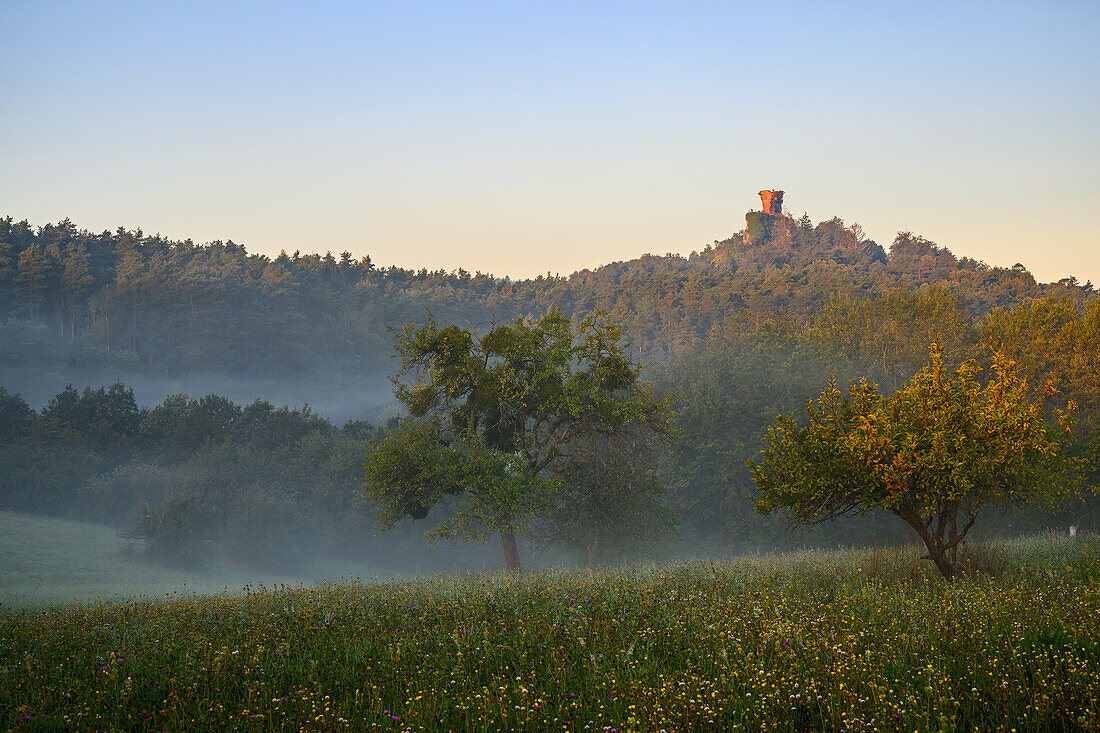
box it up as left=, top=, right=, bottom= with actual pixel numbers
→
left=0, top=511, right=393, bottom=610
left=2, top=534, right=1099, bottom=731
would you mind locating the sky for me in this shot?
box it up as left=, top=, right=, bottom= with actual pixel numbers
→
left=2, top=0, right=1097, bottom=284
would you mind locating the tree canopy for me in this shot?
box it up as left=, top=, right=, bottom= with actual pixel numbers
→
left=3, top=210, right=1100, bottom=567
left=2, top=213, right=1086, bottom=387
left=364, top=310, right=674, bottom=572
left=752, top=345, right=1081, bottom=578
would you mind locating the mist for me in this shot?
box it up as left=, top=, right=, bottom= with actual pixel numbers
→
left=0, top=509, right=567, bottom=612
left=0, top=375, right=582, bottom=611
left=1, top=208, right=1098, bottom=610
left=0, top=366, right=397, bottom=426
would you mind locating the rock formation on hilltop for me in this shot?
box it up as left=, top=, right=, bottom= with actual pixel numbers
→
left=758, top=190, right=784, bottom=215
left=734, top=189, right=887, bottom=267
left=743, top=190, right=786, bottom=247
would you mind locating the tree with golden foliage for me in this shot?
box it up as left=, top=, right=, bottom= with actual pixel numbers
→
left=752, top=345, right=1081, bottom=579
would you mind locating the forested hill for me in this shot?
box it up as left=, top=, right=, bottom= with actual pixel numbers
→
left=3, top=213, right=1099, bottom=556
left=1, top=213, right=1093, bottom=392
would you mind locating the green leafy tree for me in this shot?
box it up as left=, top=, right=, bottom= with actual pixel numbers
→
left=658, top=314, right=821, bottom=549
left=31, top=383, right=142, bottom=453
left=114, top=248, right=148, bottom=355
left=0, top=388, right=34, bottom=445
left=752, top=345, right=1080, bottom=579
left=61, top=242, right=93, bottom=341
left=979, top=296, right=1100, bottom=428
left=16, top=243, right=55, bottom=320
left=0, top=227, right=14, bottom=305
left=125, top=488, right=216, bottom=568
left=366, top=422, right=547, bottom=571
left=539, top=431, right=675, bottom=568
left=808, top=289, right=971, bottom=392
left=364, top=310, right=673, bottom=572
left=139, top=393, right=240, bottom=461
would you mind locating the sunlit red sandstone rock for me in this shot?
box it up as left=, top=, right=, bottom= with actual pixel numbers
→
left=741, top=189, right=786, bottom=245
left=758, top=189, right=784, bottom=215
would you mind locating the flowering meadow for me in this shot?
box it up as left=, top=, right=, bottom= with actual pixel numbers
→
left=2, top=534, right=1098, bottom=731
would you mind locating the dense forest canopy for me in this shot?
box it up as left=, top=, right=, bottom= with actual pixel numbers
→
left=1, top=209, right=1097, bottom=570
left=1, top=213, right=1091, bottom=392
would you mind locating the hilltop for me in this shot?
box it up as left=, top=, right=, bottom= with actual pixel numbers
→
left=3, top=198, right=1098, bottom=560
left=1, top=200, right=1092, bottom=397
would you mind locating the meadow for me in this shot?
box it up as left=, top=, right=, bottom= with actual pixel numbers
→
left=0, top=511, right=394, bottom=610
left=2, top=534, right=1099, bottom=732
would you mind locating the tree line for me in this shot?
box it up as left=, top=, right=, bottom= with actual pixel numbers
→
left=2, top=214, right=1090, bottom=381
left=1, top=289, right=1097, bottom=571
left=0, top=383, right=389, bottom=568
left=659, top=290, right=1100, bottom=556
left=1, top=212, right=1097, bottom=570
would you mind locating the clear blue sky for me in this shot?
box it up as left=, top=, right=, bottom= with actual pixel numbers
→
left=2, top=0, right=1097, bottom=284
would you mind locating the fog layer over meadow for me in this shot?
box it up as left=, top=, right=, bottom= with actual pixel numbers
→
left=0, top=509, right=551, bottom=611
left=0, top=367, right=396, bottom=426
left=0, top=376, right=576, bottom=611
left=2, top=213, right=1099, bottom=608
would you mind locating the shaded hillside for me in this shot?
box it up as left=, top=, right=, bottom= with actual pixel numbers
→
left=1, top=212, right=1092, bottom=389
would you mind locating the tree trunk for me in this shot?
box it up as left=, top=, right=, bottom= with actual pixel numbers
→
left=927, top=547, right=957, bottom=580
left=896, top=509, right=957, bottom=580
left=500, top=524, right=522, bottom=574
